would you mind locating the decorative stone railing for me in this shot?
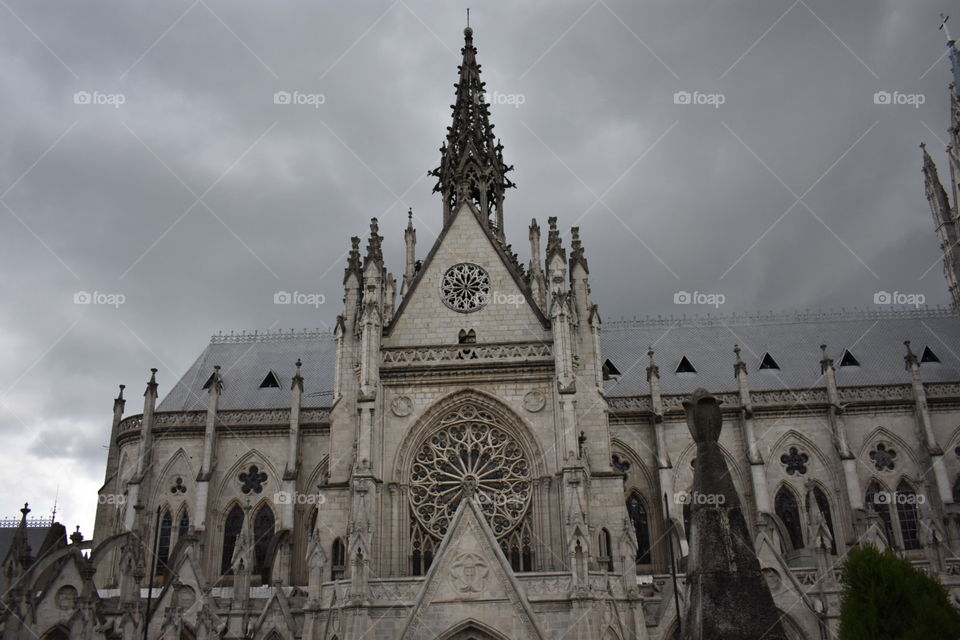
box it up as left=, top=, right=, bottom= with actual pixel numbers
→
left=608, top=382, right=960, bottom=416
left=117, top=408, right=331, bottom=435
left=381, top=341, right=553, bottom=367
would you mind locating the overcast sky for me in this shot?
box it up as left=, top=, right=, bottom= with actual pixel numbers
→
left=0, top=0, right=956, bottom=537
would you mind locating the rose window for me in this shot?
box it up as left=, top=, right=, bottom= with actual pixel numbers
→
left=409, top=403, right=531, bottom=540
left=440, top=263, right=490, bottom=312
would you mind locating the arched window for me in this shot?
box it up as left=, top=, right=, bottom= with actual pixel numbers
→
left=252, top=506, right=275, bottom=574
left=177, top=510, right=190, bottom=540
left=598, top=528, right=613, bottom=571
left=156, top=510, right=173, bottom=575
left=221, top=505, right=244, bottom=575
left=865, top=481, right=895, bottom=547
left=626, top=494, right=652, bottom=564
left=806, top=486, right=837, bottom=554
left=499, top=519, right=533, bottom=573
left=896, top=480, right=921, bottom=550
left=775, top=487, right=803, bottom=550
left=40, top=627, right=70, bottom=640
left=331, top=538, right=346, bottom=580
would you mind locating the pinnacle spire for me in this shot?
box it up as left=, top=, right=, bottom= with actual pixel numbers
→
left=430, top=24, right=515, bottom=240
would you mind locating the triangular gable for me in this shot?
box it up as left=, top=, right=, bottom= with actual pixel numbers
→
left=387, top=202, right=549, bottom=341
left=400, top=498, right=545, bottom=640
left=251, top=586, right=298, bottom=640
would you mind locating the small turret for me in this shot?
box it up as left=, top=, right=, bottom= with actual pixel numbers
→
left=401, top=209, right=417, bottom=296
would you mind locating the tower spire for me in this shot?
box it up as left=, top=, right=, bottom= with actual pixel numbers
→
left=430, top=23, right=515, bottom=241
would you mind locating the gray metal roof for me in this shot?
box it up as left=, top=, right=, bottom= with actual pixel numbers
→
left=156, top=331, right=337, bottom=412
left=155, top=309, right=960, bottom=411
left=601, top=308, right=960, bottom=397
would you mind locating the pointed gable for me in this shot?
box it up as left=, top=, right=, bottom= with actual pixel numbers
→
left=387, top=203, right=549, bottom=346
left=401, top=498, right=545, bottom=640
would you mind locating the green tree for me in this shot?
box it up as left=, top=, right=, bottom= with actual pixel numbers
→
left=839, top=544, right=960, bottom=640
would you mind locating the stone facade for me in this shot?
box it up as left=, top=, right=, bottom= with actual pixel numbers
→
left=4, top=23, right=960, bottom=640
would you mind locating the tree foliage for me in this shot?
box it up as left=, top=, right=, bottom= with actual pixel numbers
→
left=839, top=545, right=960, bottom=640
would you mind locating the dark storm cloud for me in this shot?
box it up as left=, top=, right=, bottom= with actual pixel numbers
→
left=0, top=0, right=955, bottom=533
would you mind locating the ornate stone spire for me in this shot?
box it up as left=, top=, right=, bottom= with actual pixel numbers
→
left=344, top=236, right=361, bottom=284
left=364, top=218, right=383, bottom=267
left=921, top=143, right=960, bottom=307
left=430, top=25, right=515, bottom=240
left=568, top=227, right=588, bottom=273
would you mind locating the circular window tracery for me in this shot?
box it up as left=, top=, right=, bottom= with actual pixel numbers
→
left=409, top=403, right=531, bottom=540
left=440, top=263, right=490, bottom=312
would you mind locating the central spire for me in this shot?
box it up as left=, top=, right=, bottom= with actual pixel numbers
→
left=430, top=24, right=515, bottom=241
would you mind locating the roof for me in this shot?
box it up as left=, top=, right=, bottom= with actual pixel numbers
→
left=601, top=308, right=960, bottom=397
left=0, top=522, right=57, bottom=592
left=155, top=309, right=960, bottom=412
left=156, top=331, right=337, bottom=412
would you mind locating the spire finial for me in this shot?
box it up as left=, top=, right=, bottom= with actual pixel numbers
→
left=466, top=7, right=470, bottom=29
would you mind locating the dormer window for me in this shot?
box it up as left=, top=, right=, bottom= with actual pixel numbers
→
left=839, top=349, right=860, bottom=367
left=202, top=372, right=217, bottom=390
left=259, top=371, right=281, bottom=388
left=758, top=353, right=780, bottom=370
left=675, top=356, right=697, bottom=374
left=920, top=346, right=940, bottom=364
left=602, top=359, right=621, bottom=381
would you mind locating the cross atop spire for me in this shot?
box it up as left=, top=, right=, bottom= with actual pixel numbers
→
left=430, top=24, right=515, bottom=241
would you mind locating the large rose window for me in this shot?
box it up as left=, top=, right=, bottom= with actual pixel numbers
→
left=409, top=403, right=531, bottom=540
left=440, top=262, right=490, bottom=312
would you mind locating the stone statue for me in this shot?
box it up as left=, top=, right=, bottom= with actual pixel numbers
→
left=682, top=389, right=787, bottom=640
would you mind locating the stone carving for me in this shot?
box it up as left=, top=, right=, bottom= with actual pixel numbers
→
left=870, top=443, right=897, bottom=471
left=780, top=447, right=809, bottom=476
left=118, top=407, right=332, bottom=435
left=522, top=390, right=546, bottom=413
left=449, top=552, right=489, bottom=593
left=682, top=388, right=787, bottom=640
left=382, top=342, right=552, bottom=366
left=391, top=395, right=413, bottom=417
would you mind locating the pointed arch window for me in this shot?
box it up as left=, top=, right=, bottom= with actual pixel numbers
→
left=865, top=481, right=895, bottom=547
left=177, top=510, right=190, bottom=540
left=626, top=494, right=652, bottom=564
left=499, top=518, right=533, bottom=572
left=895, top=480, right=921, bottom=550
left=331, top=537, right=346, bottom=580
left=598, top=528, right=613, bottom=572
left=156, top=510, right=173, bottom=575
left=806, top=487, right=837, bottom=554
left=775, top=487, right=803, bottom=551
left=252, top=506, right=275, bottom=574
left=220, top=505, right=244, bottom=575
